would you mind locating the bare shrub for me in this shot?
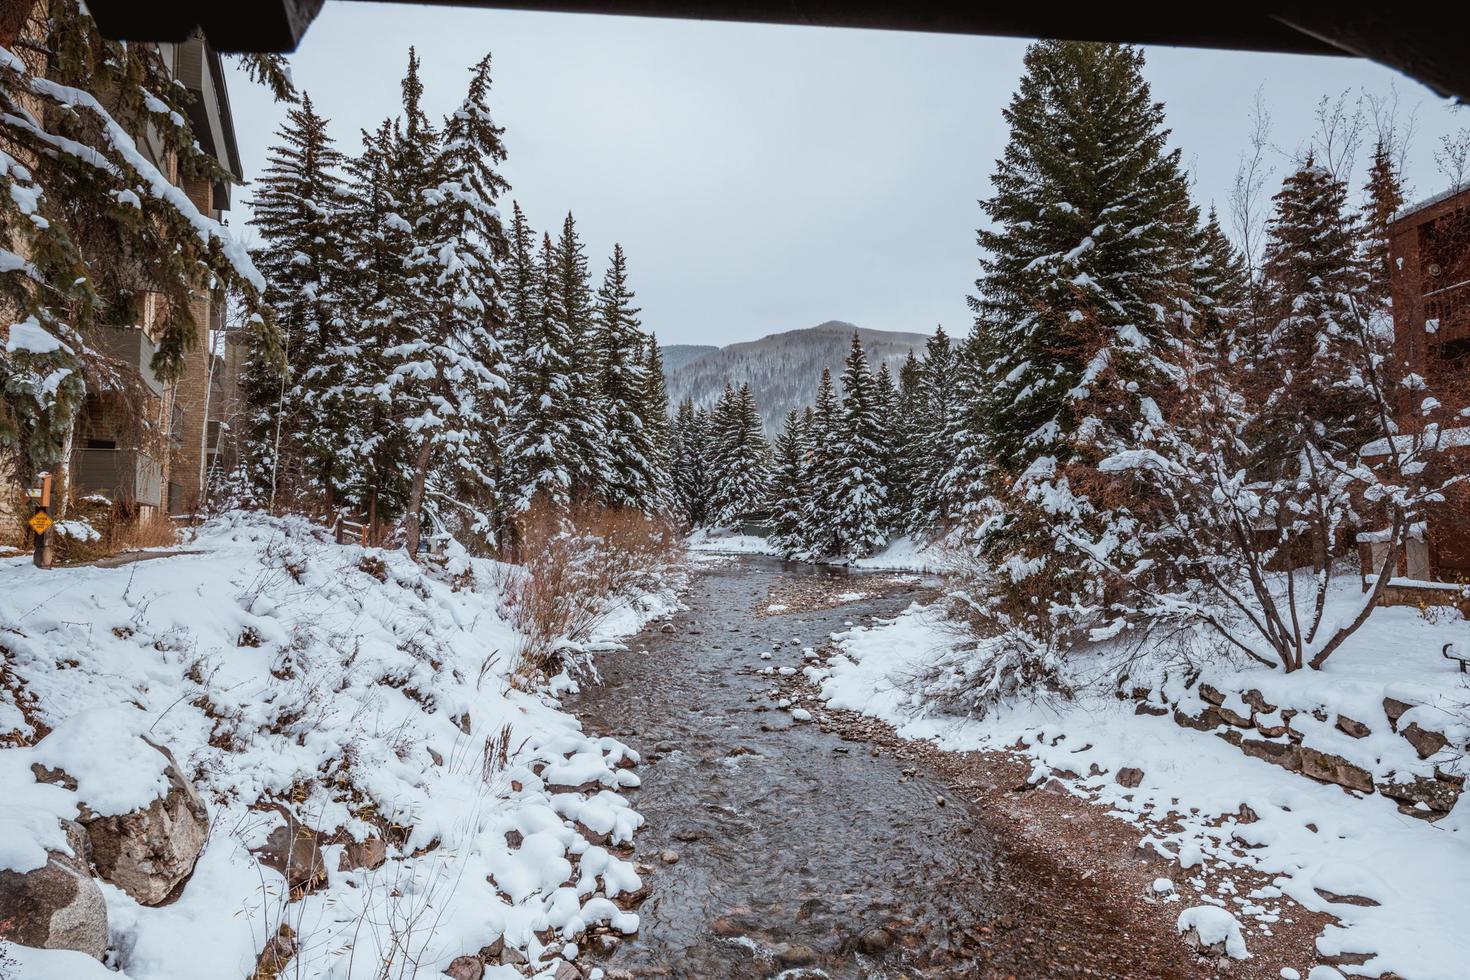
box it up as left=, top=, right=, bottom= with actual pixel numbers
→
left=52, top=498, right=179, bottom=563
left=499, top=500, right=678, bottom=679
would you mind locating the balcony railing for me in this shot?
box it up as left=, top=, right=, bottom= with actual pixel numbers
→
left=73, top=448, right=164, bottom=508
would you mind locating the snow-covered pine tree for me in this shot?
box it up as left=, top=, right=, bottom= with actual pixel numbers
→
left=505, top=232, right=578, bottom=514
left=1190, top=207, right=1249, bottom=339
left=709, top=383, right=769, bottom=527
left=339, top=117, right=417, bottom=533
left=0, top=4, right=269, bottom=488
left=594, top=243, right=658, bottom=512
left=670, top=397, right=711, bottom=526
left=873, top=359, right=900, bottom=535
left=914, top=326, right=960, bottom=531
left=959, top=40, right=1197, bottom=626
left=802, top=368, right=843, bottom=556
left=1361, top=139, right=1404, bottom=308
left=399, top=52, right=514, bottom=553
left=1252, top=156, right=1374, bottom=464
left=549, top=212, right=611, bottom=502
left=830, top=333, right=888, bottom=559
left=767, top=409, right=809, bottom=556
left=638, top=335, right=674, bottom=509
left=243, top=92, right=352, bottom=510
left=886, top=349, right=923, bottom=533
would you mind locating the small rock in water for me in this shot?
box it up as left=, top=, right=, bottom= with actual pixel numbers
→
left=791, top=708, right=813, bottom=722
left=773, top=942, right=820, bottom=966
left=935, top=795, right=946, bottom=807
left=778, top=666, right=796, bottom=675
left=660, top=850, right=680, bottom=864
left=660, top=623, right=676, bottom=634
left=759, top=652, right=772, bottom=660
left=857, top=926, right=894, bottom=954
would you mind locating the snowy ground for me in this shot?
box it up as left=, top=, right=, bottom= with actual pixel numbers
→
left=808, top=590, right=1470, bottom=980
left=0, top=513, right=677, bottom=979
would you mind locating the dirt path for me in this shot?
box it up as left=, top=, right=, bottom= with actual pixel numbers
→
left=571, top=556, right=1210, bottom=979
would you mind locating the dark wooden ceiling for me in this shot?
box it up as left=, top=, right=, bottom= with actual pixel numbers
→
left=84, top=3, right=1470, bottom=103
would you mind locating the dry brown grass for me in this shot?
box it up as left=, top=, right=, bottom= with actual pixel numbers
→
left=51, top=498, right=179, bottom=564
left=499, top=499, right=678, bottom=679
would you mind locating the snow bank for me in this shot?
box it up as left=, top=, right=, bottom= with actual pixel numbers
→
left=685, top=528, right=781, bottom=556
left=812, top=589, right=1470, bottom=980
left=0, top=512, right=676, bottom=978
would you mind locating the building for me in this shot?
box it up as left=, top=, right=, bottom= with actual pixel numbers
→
left=65, top=35, right=242, bottom=519
left=1359, top=183, right=1470, bottom=596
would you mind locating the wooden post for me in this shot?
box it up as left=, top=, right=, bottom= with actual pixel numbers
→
left=30, top=471, right=54, bottom=569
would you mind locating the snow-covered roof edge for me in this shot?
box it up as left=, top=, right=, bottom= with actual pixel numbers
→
left=1392, top=182, right=1470, bottom=225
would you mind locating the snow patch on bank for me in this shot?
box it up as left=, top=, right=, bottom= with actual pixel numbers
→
left=0, top=512, right=676, bottom=978
left=811, top=598, right=1470, bottom=980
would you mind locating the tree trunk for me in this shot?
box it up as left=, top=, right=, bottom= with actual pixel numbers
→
left=0, top=0, right=37, bottom=49
left=404, top=435, right=433, bottom=558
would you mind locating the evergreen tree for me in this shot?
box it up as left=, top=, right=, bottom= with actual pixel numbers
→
left=887, top=349, right=924, bottom=533
left=709, top=382, right=769, bottom=526
left=873, top=360, right=899, bottom=534
left=767, top=409, right=810, bottom=556
left=548, top=212, right=610, bottom=501
left=915, top=326, right=960, bottom=529
left=966, top=40, right=1196, bottom=483
left=830, top=334, right=888, bottom=559
left=505, top=233, right=578, bottom=513
left=1190, top=207, right=1249, bottom=339
left=1361, top=139, right=1404, bottom=307
left=955, top=40, right=1198, bottom=628
left=1254, top=156, right=1372, bottom=462
left=638, top=336, right=674, bottom=508
left=244, top=93, right=353, bottom=509
left=594, top=243, right=658, bottom=511
left=670, top=397, right=711, bottom=526
left=802, top=368, right=843, bottom=556
left=340, top=117, right=416, bottom=532
left=398, top=52, right=514, bottom=552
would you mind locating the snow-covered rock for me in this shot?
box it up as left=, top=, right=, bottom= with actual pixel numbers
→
left=1177, top=905, right=1249, bottom=959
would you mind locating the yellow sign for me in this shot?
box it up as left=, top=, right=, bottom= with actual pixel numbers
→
left=28, top=511, right=53, bottom=536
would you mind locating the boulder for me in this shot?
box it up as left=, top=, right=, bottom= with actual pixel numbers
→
left=1382, top=697, right=1415, bottom=732
left=1299, top=747, right=1373, bottom=794
left=1115, top=767, right=1144, bottom=789
left=0, top=820, right=108, bottom=959
left=444, top=955, right=484, bottom=980
left=78, top=740, right=209, bottom=905
left=338, top=836, right=387, bottom=872
left=1335, top=715, right=1371, bottom=739
left=1239, top=738, right=1302, bottom=771
left=1240, top=689, right=1277, bottom=714
left=1400, top=723, right=1448, bottom=760
left=251, top=810, right=327, bottom=896
left=1378, top=773, right=1460, bottom=815
left=1197, top=684, right=1226, bottom=706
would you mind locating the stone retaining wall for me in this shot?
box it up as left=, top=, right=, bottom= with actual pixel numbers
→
left=1127, top=679, right=1465, bottom=821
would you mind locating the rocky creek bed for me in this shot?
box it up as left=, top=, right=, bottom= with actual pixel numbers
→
left=570, top=555, right=1244, bottom=979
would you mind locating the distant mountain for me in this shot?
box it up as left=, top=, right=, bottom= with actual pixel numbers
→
left=662, top=320, right=930, bottom=435
left=660, top=344, right=719, bottom=373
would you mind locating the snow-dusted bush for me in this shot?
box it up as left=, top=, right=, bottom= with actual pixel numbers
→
left=499, top=501, right=679, bottom=678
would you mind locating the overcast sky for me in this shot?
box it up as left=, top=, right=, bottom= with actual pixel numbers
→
left=224, top=2, right=1466, bottom=347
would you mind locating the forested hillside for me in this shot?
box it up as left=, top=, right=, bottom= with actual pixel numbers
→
left=663, top=320, right=926, bottom=433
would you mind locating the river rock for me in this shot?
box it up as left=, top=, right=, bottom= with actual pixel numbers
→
left=0, top=820, right=108, bottom=958
left=78, top=740, right=209, bottom=905
left=857, top=926, right=894, bottom=954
